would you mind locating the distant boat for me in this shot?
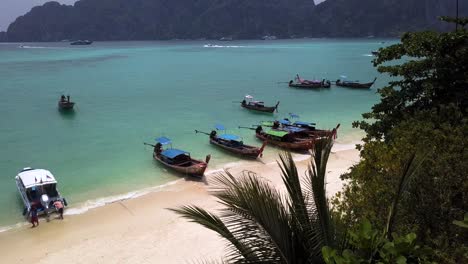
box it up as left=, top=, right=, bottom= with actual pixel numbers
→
left=261, top=35, right=277, bottom=40
left=58, top=95, right=75, bottom=110
left=70, top=40, right=93, bottom=45
left=288, top=74, right=331, bottom=88
left=336, top=78, right=377, bottom=89
left=241, top=95, right=279, bottom=113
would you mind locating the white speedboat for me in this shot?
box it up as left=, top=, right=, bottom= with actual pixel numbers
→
left=15, top=167, right=67, bottom=218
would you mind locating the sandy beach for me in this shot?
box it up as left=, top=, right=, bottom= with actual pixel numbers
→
left=0, top=146, right=360, bottom=263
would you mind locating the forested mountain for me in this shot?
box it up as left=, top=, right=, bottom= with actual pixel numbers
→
left=1, top=0, right=465, bottom=42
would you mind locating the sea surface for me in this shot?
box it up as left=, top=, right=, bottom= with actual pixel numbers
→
left=0, top=39, right=395, bottom=228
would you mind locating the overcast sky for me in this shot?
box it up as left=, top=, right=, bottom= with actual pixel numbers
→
left=0, top=0, right=326, bottom=31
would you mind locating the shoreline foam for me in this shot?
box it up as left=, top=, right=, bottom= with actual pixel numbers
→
left=0, top=142, right=358, bottom=234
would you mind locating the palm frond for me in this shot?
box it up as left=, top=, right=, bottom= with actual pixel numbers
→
left=385, top=152, right=426, bottom=238
left=211, top=172, right=295, bottom=263
left=304, top=137, right=335, bottom=250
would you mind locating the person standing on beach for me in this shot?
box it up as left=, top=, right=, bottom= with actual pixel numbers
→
left=54, top=200, right=64, bottom=220
left=30, top=206, right=39, bottom=228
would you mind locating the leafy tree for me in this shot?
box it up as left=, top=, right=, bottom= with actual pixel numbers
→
left=171, top=138, right=338, bottom=263
left=322, top=220, right=433, bottom=264
left=340, top=19, right=468, bottom=263
left=354, top=18, right=468, bottom=140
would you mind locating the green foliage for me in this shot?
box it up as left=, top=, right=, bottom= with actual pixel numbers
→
left=340, top=19, right=468, bottom=263
left=170, top=137, right=336, bottom=263
left=336, top=110, right=468, bottom=263
left=354, top=23, right=468, bottom=140
left=453, top=213, right=468, bottom=229
left=322, top=220, right=433, bottom=264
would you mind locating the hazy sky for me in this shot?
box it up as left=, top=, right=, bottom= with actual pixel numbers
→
left=0, top=0, right=326, bottom=31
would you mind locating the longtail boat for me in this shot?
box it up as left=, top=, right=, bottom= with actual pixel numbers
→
left=58, top=95, right=75, bottom=110
left=261, top=118, right=340, bottom=139
left=195, top=124, right=266, bottom=159
left=240, top=126, right=314, bottom=152
left=144, top=137, right=210, bottom=177
left=336, top=77, right=376, bottom=89
left=241, top=95, right=279, bottom=113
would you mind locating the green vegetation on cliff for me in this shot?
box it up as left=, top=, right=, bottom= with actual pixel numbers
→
left=2, top=0, right=466, bottom=41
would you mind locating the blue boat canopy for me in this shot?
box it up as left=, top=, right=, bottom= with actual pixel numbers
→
left=294, top=121, right=316, bottom=126
left=215, top=124, right=226, bottom=131
left=283, top=126, right=306, bottom=133
left=218, top=134, right=241, bottom=141
left=155, top=137, right=172, bottom=145
left=161, top=149, right=189, bottom=159
left=279, top=119, right=291, bottom=125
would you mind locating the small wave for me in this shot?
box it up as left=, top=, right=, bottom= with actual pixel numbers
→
left=203, top=44, right=247, bottom=48
left=0, top=222, right=29, bottom=233
left=363, top=54, right=374, bottom=57
left=19, top=45, right=49, bottom=49
left=65, top=179, right=182, bottom=215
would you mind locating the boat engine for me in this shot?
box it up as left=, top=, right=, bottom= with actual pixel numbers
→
left=210, top=130, right=217, bottom=139
left=40, top=194, right=50, bottom=210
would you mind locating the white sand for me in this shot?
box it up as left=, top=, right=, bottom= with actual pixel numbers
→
left=0, top=147, right=359, bottom=263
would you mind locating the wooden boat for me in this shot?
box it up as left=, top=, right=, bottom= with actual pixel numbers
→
left=241, top=95, right=279, bottom=113
left=288, top=79, right=331, bottom=89
left=263, top=119, right=340, bottom=138
left=58, top=95, right=75, bottom=110
left=239, top=126, right=314, bottom=152
left=255, top=127, right=314, bottom=152
left=336, top=78, right=376, bottom=89
left=195, top=128, right=267, bottom=159
left=145, top=137, right=210, bottom=177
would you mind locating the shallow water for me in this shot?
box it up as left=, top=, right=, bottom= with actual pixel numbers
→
left=0, top=39, right=394, bottom=227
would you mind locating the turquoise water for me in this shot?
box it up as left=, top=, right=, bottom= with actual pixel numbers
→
left=0, top=39, right=393, bottom=226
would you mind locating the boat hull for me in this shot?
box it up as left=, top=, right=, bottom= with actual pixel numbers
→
left=289, top=82, right=331, bottom=89
left=336, top=78, right=376, bottom=89
left=209, top=138, right=262, bottom=159
left=255, top=133, right=314, bottom=152
left=58, top=101, right=75, bottom=110
left=242, top=104, right=276, bottom=113
left=153, top=153, right=208, bottom=177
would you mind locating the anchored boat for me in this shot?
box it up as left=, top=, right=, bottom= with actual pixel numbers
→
left=336, top=77, right=376, bottom=89
left=261, top=114, right=340, bottom=138
left=58, top=95, right=75, bottom=110
left=288, top=74, right=331, bottom=88
left=240, top=126, right=314, bottom=152
left=145, top=137, right=210, bottom=177
left=70, top=40, right=93, bottom=45
left=15, top=167, right=67, bottom=219
left=241, top=95, right=279, bottom=113
left=195, top=124, right=266, bottom=159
